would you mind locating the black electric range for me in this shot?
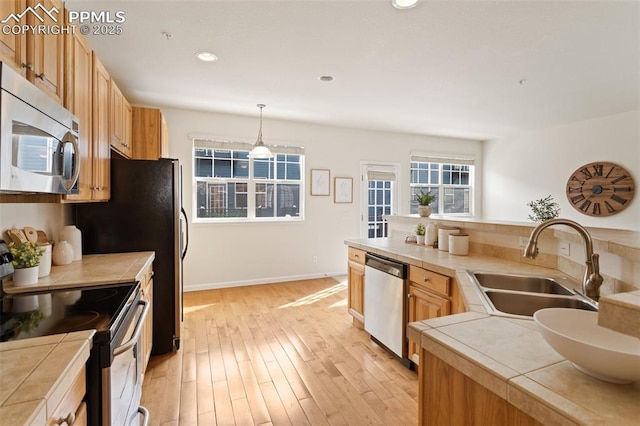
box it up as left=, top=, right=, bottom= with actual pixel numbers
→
left=0, top=283, right=139, bottom=345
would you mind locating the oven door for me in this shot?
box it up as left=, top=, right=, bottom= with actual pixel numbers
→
left=103, top=299, right=149, bottom=425
left=0, top=88, right=79, bottom=194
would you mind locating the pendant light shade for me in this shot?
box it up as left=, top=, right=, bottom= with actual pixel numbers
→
left=250, top=104, right=274, bottom=159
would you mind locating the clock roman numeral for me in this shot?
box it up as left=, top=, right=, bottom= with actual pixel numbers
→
left=592, top=203, right=601, bottom=215
left=613, top=186, right=632, bottom=193
left=610, top=194, right=627, bottom=205
left=611, top=175, right=629, bottom=184
left=569, top=176, right=585, bottom=185
left=580, top=168, right=592, bottom=179
left=570, top=194, right=585, bottom=204
left=604, top=201, right=616, bottom=213
left=579, top=199, right=592, bottom=212
left=592, top=164, right=603, bottom=177
left=567, top=186, right=583, bottom=193
left=605, top=166, right=615, bottom=178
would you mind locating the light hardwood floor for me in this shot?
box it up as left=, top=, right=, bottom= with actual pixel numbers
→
left=140, top=277, right=419, bottom=425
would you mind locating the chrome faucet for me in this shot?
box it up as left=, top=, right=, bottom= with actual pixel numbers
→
left=524, top=218, right=603, bottom=302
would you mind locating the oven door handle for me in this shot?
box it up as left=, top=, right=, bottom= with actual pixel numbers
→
left=138, top=406, right=150, bottom=426
left=113, top=300, right=149, bottom=357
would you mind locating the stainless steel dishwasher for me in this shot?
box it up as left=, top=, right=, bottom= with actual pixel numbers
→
left=364, top=253, right=410, bottom=367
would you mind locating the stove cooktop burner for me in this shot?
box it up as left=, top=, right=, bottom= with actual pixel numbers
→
left=0, top=283, right=137, bottom=342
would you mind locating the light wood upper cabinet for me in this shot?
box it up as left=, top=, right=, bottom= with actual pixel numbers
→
left=91, top=53, right=110, bottom=201
left=28, top=0, right=64, bottom=103
left=132, top=107, right=169, bottom=160
left=124, top=97, right=132, bottom=156
left=0, top=0, right=64, bottom=103
left=0, top=0, right=27, bottom=76
left=109, top=78, right=132, bottom=158
left=63, top=31, right=92, bottom=202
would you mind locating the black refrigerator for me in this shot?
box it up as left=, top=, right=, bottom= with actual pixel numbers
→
left=76, top=158, right=188, bottom=354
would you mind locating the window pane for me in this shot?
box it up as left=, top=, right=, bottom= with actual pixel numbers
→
left=276, top=184, right=300, bottom=217
left=254, top=158, right=273, bottom=179
left=288, top=163, right=301, bottom=180
left=443, top=187, right=470, bottom=214
left=195, top=158, right=212, bottom=177
left=214, top=158, right=231, bottom=178
left=256, top=183, right=274, bottom=217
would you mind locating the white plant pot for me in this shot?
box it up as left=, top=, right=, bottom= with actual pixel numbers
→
left=418, top=205, right=432, bottom=217
left=416, top=235, right=426, bottom=245
left=13, top=266, right=39, bottom=287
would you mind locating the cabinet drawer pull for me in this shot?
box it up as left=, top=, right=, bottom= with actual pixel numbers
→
left=35, top=72, right=46, bottom=80
left=354, top=254, right=359, bottom=258
left=56, top=412, right=75, bottom=425
left=423, top=277, right=430, bottom=282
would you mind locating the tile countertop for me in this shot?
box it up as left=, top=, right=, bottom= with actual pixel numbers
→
left=0, top=330, right=95, bottom=425
left=345, top=238, right=640, bottom=426
left=2, top=251, right=155, bottom=294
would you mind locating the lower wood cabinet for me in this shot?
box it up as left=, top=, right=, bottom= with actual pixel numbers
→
left=347, top=247, right=366, bottom=326
left=419, top=351, right=542, bottom=426
left=408, top=284, right=450, bottom=362
left=407, top=265, right=454, bottom=363
left=140, top=265, right=154, bottom=374
left=47, top=365, right=86, bottom=426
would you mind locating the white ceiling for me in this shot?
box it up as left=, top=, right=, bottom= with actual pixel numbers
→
left=68, top=0, right=640, bottom=141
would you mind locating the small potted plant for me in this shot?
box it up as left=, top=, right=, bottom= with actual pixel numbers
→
left=9, top=241, right=44, bottom=286
left=415, top=223, right=426, bottom=245
left=415, top=190, right=436, bottom=217
left=527, top=195, right=560, bottom=223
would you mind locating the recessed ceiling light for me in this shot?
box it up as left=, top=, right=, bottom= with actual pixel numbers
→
left=195, top=51, right=218, bottom=62
left=319, top=75, right=334, bottom=82
left=392, top=0, right=420, bottom=9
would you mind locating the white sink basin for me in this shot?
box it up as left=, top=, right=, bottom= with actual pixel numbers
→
left=534, top=308, right=640, bottom=384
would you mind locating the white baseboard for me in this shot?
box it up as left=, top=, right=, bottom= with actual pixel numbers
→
left=184, top=271, right=347, bottom=292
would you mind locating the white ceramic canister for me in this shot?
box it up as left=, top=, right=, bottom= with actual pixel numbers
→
left=448, top=233, right=470, bottom=256
left=38, top=243, right=52, bottom=277
left=438, top=227, right=459, bottom=251
left=52, top=241, right=74, bottom=266
left=60, top=225, right=82, bottom=261
left=425, top=222, right=437, bottom=247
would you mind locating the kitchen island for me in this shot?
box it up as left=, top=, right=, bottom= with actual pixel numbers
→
left=345, top=237, right=640, bottom=425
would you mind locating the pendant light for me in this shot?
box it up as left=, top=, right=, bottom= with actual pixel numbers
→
left=250, top=104, right=274, bottom=159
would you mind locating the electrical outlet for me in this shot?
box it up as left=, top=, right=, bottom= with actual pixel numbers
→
left=559, top=242, right=570, bottom=256
left=518, top=237, right=529, bottom=247
left=312, top=255, right=318, bottom=263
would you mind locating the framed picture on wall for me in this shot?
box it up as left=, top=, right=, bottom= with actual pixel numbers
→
left=311, top=169, right=330, bottom=196
left=334, top=177, right=353, bottom=203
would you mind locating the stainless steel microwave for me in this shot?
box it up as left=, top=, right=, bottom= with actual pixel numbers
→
left=0, top=62, right=79, bottom=194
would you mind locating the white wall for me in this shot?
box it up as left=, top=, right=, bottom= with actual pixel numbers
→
left=482, top=110, right=639, bottom=230
left=0, top=203, right=70, bottom=243
left=163, top=107, right=482, bottom=290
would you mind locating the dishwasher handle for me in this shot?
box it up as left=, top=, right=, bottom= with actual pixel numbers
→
left=365, top=253, right=407, bottom=279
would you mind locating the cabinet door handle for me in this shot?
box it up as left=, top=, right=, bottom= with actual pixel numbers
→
left=423, top=277, right=430, bottom=282
left=20, top=63, right=33, bottom=71
left=35, top=72, right=45, bottom=80
left=56, top=412, right=75, bottom=425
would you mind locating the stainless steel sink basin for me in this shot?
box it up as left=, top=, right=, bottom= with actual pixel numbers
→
left=485, top=291, right=598, bottom=317
left=473, top=272, right=574, bottom=295
left=466, top=271, right=598, bottom=319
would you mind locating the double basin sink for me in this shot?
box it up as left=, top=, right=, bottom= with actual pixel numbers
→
left=467, top=271, right=598, bottom=319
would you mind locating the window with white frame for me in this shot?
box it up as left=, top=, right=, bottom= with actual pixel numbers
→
left=194, top=139, right=304, bottom=221
left=410, top=154, right=474, bottom=215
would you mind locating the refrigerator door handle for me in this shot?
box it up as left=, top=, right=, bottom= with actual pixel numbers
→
left=180, top=207, right=189, bottom=260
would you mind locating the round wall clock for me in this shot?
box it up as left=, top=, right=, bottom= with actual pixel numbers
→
left=566, top=161, right=635, bottom=217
